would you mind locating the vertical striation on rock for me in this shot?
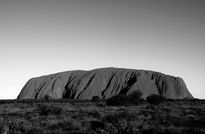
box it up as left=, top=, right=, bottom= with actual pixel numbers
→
left=17, top=67, right=193, bottom=100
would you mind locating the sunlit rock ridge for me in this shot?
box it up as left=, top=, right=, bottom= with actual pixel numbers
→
left=17, top=67, right=193, bottom=100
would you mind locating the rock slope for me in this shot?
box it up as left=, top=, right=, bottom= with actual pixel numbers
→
left=17, top=68, right=193, bottom=100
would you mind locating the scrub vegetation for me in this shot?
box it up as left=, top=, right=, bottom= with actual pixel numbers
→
left=0, top=98, right=204, bottom=134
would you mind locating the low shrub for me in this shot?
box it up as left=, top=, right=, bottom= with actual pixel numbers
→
left=146, top=94, right=166, bottom=105
left=48, top=121, right=82, bottom=131
left=87, top=120, right=105, bottom=131
left=44, top=95, right=53, bottom=101
left=91, top=96, right=101, bottom=101
left=106, top=90, right=143, bottom=106
left=88, top=110, right=102, bottom=119
left=102, top=111, right=138, bottom=134
left=38, top=104, right=62, bottom=116
left=25, top=128, right=45, bottom=134
left=127, top=90, right=143, bottom=105
left=0, top=125, right=9, bottom=134
left=106, top=94, right=129, bottom=106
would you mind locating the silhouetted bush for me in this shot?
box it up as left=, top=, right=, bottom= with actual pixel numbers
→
left=88, top=111, right=102, bottom=119
left=146, top=94, right=165, bottom=105
left=48, top=121, right=82, bottom=132
left=0, top=125, right=8, bottom=134
left=106, top=90, right=143, bottom=106
left=142, top=127, right=205, bottom=134
left=91, top=96, right=101, bottom=101
left=102, top=111, right=138, bottom=134
left=106, top=94, right=129, bottom=106
left=44, top=95, right=53, bottom=101
left=127, top=90, right=143, bottom=105
left=87, top=120, right=105, bottom=131
left=25, top=128, right=45, bottom=134
left=38, top=104, right=62, bottom=116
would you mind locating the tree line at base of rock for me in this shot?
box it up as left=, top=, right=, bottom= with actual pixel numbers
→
left=43, top=90, right=171, bottom=105
left=90, top=90, right=166, bottom=106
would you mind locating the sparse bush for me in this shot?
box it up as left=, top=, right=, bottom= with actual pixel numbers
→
left=86, top=120, right=105, bottom=131
left=106, top=90, right=143, bottom=106
left=127, top=90, right=143, bottom=105
left=25, top=128, right=45, bottom=134
left=91, top=96, right=101, bottom=101
left=44, top=95, right=53, bottom=101
left=0, top=125, right=9, bottom=134
left=106, top=94, right=129, bottom=106
left=102, top=111, right=138, bottom=134
left=38, top=104, right=62, bottom=116
left=48, top=121, right=82, bottom=132
left=146, top=94, right=165, bottom=105
left=4, top=120, right=32, bottom=134
left=88, top=110, right=102, bottom=119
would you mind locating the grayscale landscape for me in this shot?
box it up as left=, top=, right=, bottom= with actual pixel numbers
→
left=0, top=68, right=205, bottom=134
left=0, top=0, right=205, bottom=134
left=0, top=92, right=205, bottom=134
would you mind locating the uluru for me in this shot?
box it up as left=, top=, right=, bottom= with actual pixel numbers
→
left=17, top=68, right=193, bottom=100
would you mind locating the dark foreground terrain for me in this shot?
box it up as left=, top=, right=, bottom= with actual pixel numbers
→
left=0, top=99, right=205, bottom=134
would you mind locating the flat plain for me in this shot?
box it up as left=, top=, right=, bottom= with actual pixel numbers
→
left=0, top=99, right=205, bottom=134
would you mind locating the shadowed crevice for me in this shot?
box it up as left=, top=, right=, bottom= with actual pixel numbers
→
left=119, top=73, right=138, bottom=95
left=63, top=76, right=77, bottom=99
left=76, top=73, right=96, bottom=99
left=151, top=73, right=167, bottom=96
left=101, top=71, right=118, bottom=98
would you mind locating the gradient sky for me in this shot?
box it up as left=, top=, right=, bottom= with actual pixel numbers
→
left=0, top=0, right=205, bottom=99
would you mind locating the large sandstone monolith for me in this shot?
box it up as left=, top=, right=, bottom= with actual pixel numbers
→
left=17, top=68, right=193, bottom=100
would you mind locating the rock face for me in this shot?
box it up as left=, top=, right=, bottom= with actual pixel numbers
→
left=17, top=68, right=193, bottom=100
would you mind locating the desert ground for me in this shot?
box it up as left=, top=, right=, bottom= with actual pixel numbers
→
left=0, top=99, right=205, bottom=134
